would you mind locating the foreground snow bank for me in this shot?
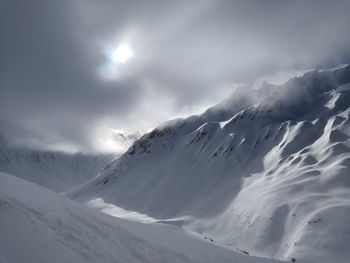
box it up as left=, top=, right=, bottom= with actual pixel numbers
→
left=0, top=172, right=280, bottom=263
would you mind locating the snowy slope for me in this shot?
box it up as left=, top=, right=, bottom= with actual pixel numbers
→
left=0, top=145, right=112, bottom=192
left=70, top=65, right=350, bottom=263
left=0, top=171, right=281, bottom=263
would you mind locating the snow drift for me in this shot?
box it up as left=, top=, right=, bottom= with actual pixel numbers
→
left=70, top=65, right=350, bottom=263
left=0, top=171, right=281, bottom=263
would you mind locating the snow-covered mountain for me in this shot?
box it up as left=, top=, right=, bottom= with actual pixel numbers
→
left=0, top=144, right=113, bottom=192
left=0, top=171, right=281, bottom=263
left=70, top=65, right=350, bottom=263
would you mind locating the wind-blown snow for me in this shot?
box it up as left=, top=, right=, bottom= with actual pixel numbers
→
left=70, top=65, right=350, bottom=263
left=0, top=172, right=281, bottom=263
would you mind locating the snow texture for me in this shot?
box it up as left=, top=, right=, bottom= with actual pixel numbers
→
left=0, top=172, right=280, bottom=263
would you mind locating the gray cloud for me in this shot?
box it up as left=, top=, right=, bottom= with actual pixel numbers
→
left=0, top=0, right=349, bottom=152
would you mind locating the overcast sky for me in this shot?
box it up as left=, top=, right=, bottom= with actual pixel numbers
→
left=1, top=0, right=350, bottom=153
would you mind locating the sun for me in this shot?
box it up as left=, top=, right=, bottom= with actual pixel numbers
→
left=112, top=44, right=133, bottom=63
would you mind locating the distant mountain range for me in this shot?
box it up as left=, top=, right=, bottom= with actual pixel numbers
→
left=0, top=144, right=113, bottom=192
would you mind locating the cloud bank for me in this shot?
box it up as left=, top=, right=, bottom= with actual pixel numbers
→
left=0, top=0, right=349, bottom=152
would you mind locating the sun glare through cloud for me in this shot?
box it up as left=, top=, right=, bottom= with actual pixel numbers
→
left=112, top=44, right=133, bottom=63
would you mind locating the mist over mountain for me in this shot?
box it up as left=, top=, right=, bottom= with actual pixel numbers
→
left=1, top=0, right=350, bottom=153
